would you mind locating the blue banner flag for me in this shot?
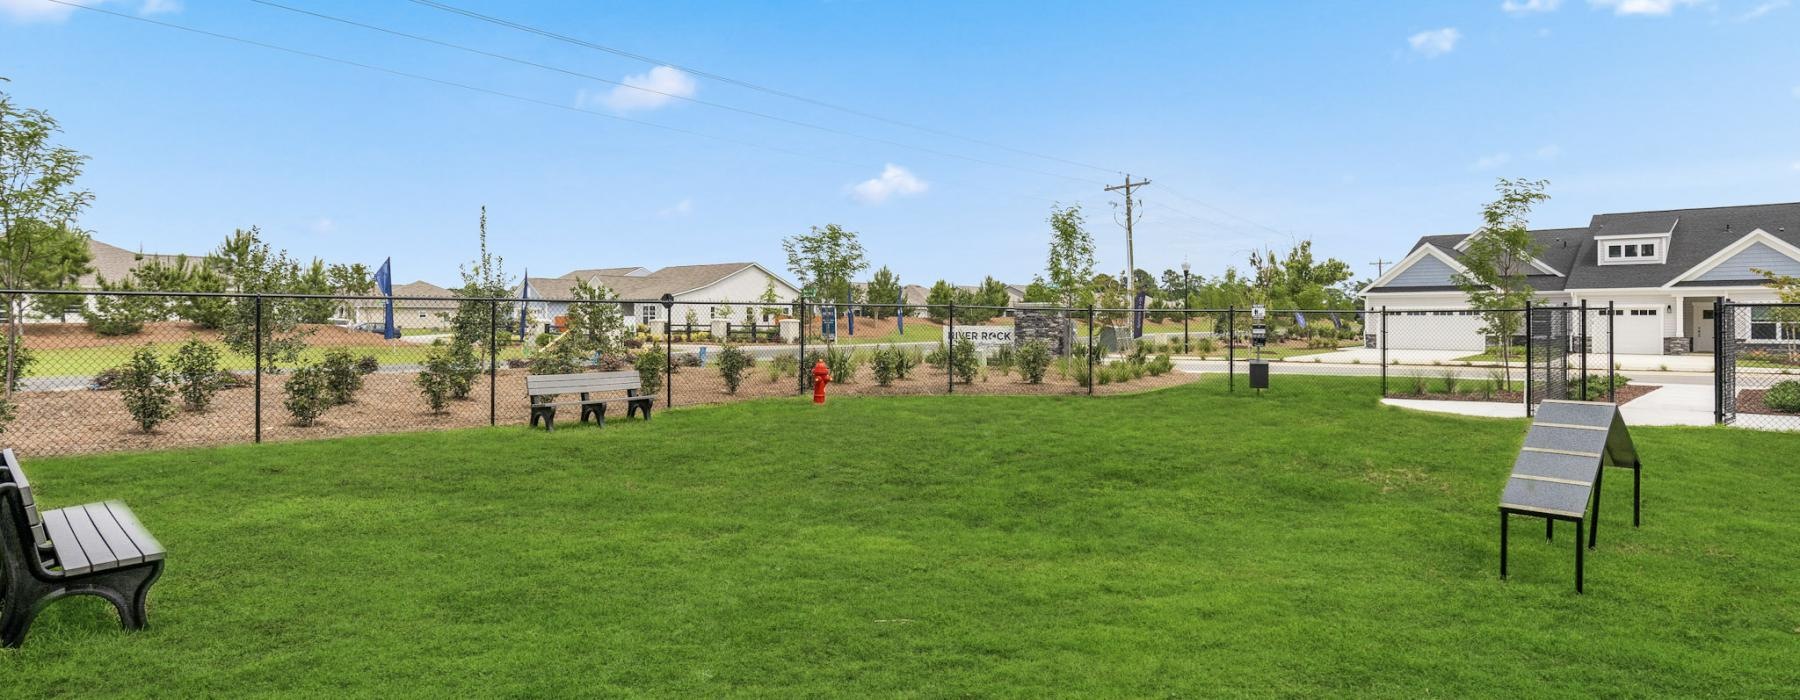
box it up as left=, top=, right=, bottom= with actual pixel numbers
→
left=1294, top=311, right=1308, bottom=329
left=1132, top=292, right=1147, bottom=338
left=374, top=257, right=398, bottom=339
left=518, top=269, right=531, bottom=338
left=846, top=295, right=855, bottom=336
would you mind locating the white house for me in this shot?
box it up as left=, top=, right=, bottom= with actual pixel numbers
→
left=1362, top=202, right=1800, bottom=356
left=517, top=262, right=800, bottom=332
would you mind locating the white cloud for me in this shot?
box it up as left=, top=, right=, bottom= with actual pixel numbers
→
left=849, top=164, right=928, bottom=204
left=1407, top=28, right=1461, bottom=57
left=1792, top=161, right=1800, bottom=172
left=310, top=218, right=336, bottom=234
left=1735, top=0, right=1788, bottom=19
left=1588, top=0, right=1701, bottom=16
left=1791, top=84, right=1800, bottom=98
left=1534, top=144, right=1562, bottom=160
left=1, top=0, right=181, bottom=23
left=1501, top=0, right=1563, bottom=13
left=0, top=0, right=77, bottom=22
left=657, top=198, right=694, bottom=218
left=579, top=66, right=696, bottom=112
left=1473, top=152, right=1513, bottom=170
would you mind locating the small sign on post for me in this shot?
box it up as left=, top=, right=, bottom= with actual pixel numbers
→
left=944, top=325, right=1015, bottom=349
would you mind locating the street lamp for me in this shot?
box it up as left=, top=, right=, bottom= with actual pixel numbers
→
left=1181, top=260, right=1191, bottom=354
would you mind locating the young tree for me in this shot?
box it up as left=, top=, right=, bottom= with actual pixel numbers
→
left=925, top=280, right=956, bottom=322
left=209, top=227, right=311, bottom=369
left=327, top=262, right=375, bottom=323
left=1453, top=178, right=1550, bottom=386
left=0, top=90, right=95, bottom=394
left=293, top=258, right=336, bottom=324
left=449, top=207, right=515, bottom=363
left=757, top=279, right=783, bottom=321
left=865, top=266, right=902, bottom=319
left=564, top=278, right=624, bottom=356
left=1045, top=203, right=1096, bottom=308
left=782, top=224, right=867, bottom=302
left=1022, top=277, right=1057, bottom=303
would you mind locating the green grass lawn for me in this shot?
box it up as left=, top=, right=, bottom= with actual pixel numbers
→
left=3, top=380, right=1795, bottom=696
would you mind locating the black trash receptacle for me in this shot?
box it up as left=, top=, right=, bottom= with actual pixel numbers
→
left=1248, top=360, right=1269, bottom=389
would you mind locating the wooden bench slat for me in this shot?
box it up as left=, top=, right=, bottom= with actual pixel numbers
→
left=55, top=505, right=121, bottom=572
left=105, top=500, right=165, bottom=562
left=83, top=502, right=144, bottom=567
left=40, top=509, right=92, bottom=575
left=5, top=448, right=50, bottom=551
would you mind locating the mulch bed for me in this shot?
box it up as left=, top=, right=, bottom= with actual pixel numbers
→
left=1736, top=389, right=1800, bottom=416
left=6, top=364, right=1200, bottom=457
left=1387, top=383, right=1656, bottom=406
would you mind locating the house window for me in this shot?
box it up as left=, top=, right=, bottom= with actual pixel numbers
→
left=641, top=305, right=658, bottom=322
left=1750, top=306, right=1800, bottom=341
left=1600, top=239, right=1665, bottom=264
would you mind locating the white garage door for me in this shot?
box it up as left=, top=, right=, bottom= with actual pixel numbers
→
left=1382, top=311, right=1486, bottom=351
left=1595, top=307, right=1663, bottom=355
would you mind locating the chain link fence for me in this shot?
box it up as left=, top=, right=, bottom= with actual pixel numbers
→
left=1716, top=301, right=1800, bottom=431
left=18, top=288, right=1769, bottom=458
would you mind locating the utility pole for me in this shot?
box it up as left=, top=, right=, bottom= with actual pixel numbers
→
left=1106, top=174, right=1150, bottom=305
left=1370, top=258, right=1393, bottom=277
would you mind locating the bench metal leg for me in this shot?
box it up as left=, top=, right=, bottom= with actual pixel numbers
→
left=0, top=563, right=162, bottom=648
left=530, top=407, right=556, bottom=432
left=629, top=399, right=652, bottom=421
left=582, top=403, right=605, bottom=426
left=1499, top=511, right=1508, bottom=580
left=1589, top=467, right=1602, bottom=550
left=1575, top=519, right=1585, bottom=594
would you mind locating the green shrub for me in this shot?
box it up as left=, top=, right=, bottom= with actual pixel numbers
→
left=1194, top=337, right=1217, bottom=355
left=897, top=347, right=921, bottom=379
left=1146, top=354, right=1173, bottom=376
left=282, top=363, right=332, bottom=426
left=83, top=280, right=162, bottom=336
left=415, top=367, right=455, bottom=415
left=1440, top=369, right=1459, bottom=395
left=1017, top=341, right=1052, bottom=384
left=355, top=355, right=380, bottom=375
left=320, top=349, right=365, bottom=406
left=950, top=337, right=980, bottom=384
left=989, top=345, right=1016, bottom=376
left=870, top=347, right=900, bottom=386
left=716, top=344, right=752, bottom=394
left=422, top=341, right=481, bottom=409
left=1764, top=380, right=1800, bottom=412
left=170, top=338, right=224, bottom=411
left=924, top=341, right=948, bottom=370
left=117, top=346, right=175, bottom=433
left=1579, top=373, right=1631, bottom=399
left=768, top=353, right=797, bottom=383
left=1408, top=371, right=1428, bottom=396
left=635, top=347, right=666, bottom=392
left=825, top=345, right=858, bottom=384
left=0, top=397, right=14, bottom=435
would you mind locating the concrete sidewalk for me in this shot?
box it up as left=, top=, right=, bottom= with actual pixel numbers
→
left=1379, top=383, right=1724, bottom=428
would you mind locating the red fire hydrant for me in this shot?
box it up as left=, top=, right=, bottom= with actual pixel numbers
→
left=812, top=360, right=831, bottom=404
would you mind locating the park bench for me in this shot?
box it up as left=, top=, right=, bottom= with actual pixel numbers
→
left=0, top=448, right=165, bottom=648
left=527, top=371, right=654, bottom=431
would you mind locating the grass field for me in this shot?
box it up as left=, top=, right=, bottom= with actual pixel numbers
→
left=2, top=379, right=1794, bottom=696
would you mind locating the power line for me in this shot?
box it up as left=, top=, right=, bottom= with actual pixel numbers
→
left=402, top=0, right=1120, bottom=176
left=244, top=0, right=1109, bottom=187
left=1154, top=182, right=1298, bottom=241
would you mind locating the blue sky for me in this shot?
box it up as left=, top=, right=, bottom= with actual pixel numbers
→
left=3, top=0, right=1798, bottom=289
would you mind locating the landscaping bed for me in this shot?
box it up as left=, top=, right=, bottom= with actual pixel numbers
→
left=1385, top=383, right=1654, bottom=405
left=1736, top=388, right=1800, bottom=415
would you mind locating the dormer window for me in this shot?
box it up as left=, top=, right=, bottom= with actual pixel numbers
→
left=1597, top=234, right=1668, bottom=265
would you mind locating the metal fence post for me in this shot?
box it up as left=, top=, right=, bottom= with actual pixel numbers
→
left=1086, top=305, right=1096, bottom=396
left=1524, top=301, right=1533, bottom=415
left=665, top=303, right=674, bottom=408
left=1579, top=299, right=1589, bottom=401
left=1227, top=306, right=1235, bottom=393
left=947, top=301, right=956, bottom=394
left=1713, top=297, right=1725, bottom=425
left=253, top=294, right=263, bottom=444
left=1379, top=306, right=1388, bottom=396
left=798, top=300, right=807, bottom=395
left=1607, top=301, right=1616, bottom=402
left=489, top=299, right=499, bottom=426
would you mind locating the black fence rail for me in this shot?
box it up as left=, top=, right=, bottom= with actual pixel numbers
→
left=1717, top=301, right=1800, bottom=430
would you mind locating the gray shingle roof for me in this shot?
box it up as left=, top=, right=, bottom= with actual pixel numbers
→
left=79, top=239, right=196, bottom=288
left=1380, top=203, right=1800, bottom=293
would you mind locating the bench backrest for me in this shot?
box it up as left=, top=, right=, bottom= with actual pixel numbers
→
left=1, top=448, right=52, bottom=556
left=526, top=371, right=642, bottom=397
